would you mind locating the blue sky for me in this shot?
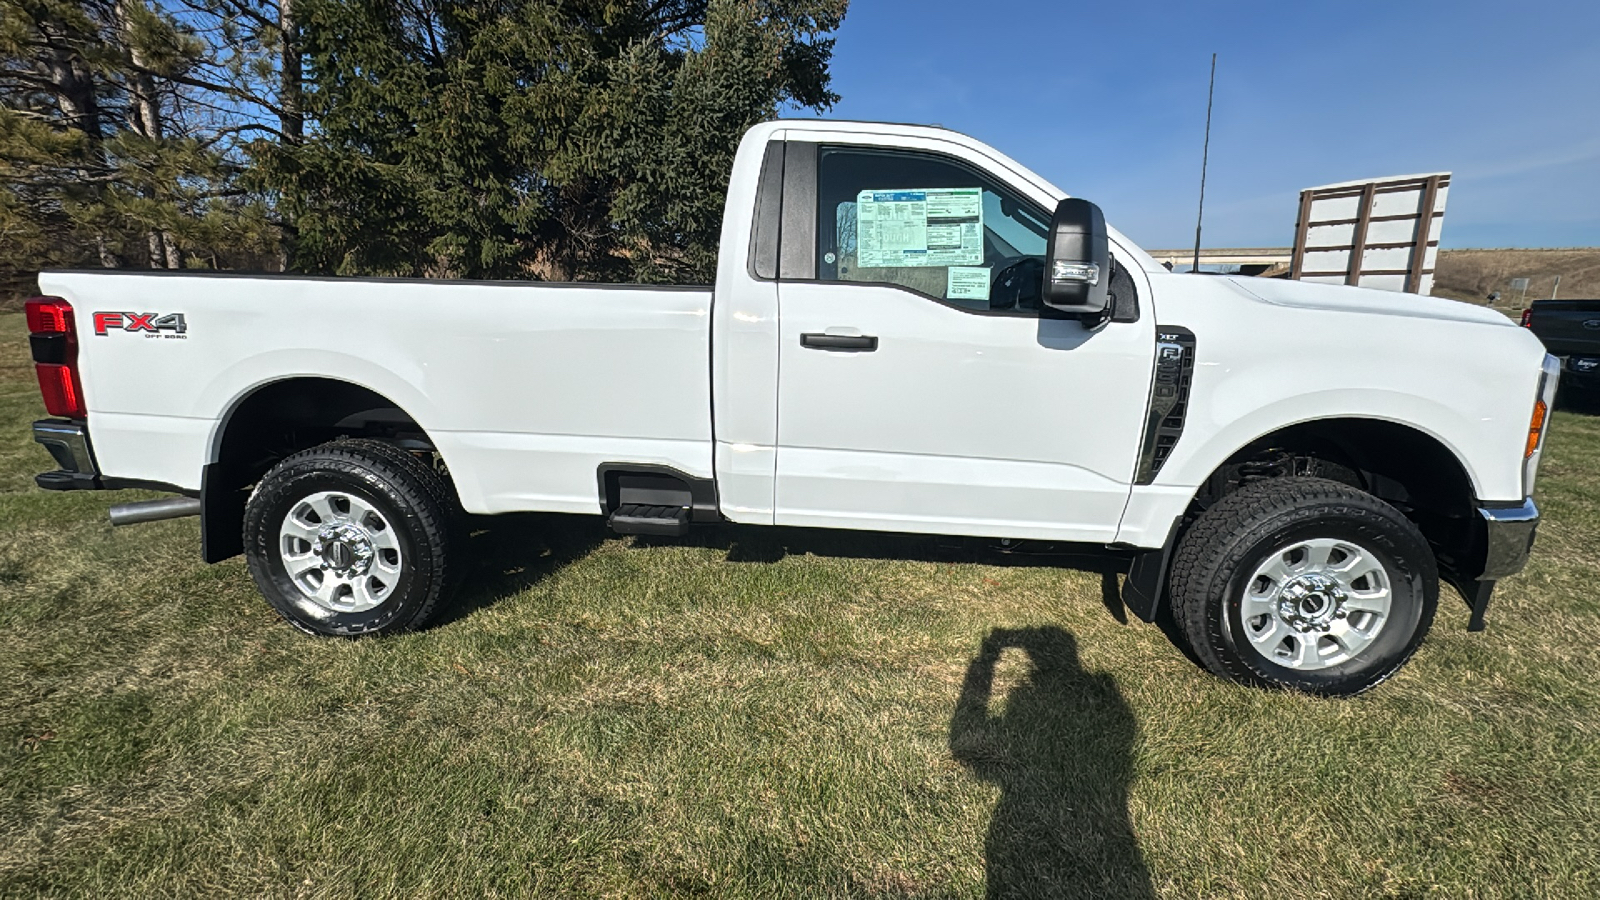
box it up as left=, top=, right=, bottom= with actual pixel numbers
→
left=821, top=0, right=1600, bottom=250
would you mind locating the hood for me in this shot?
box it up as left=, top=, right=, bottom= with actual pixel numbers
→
left=1221, top=276, right=1514, bottom=328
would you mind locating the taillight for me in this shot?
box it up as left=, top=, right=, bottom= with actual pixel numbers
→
left=26, top=297, right=73, bottom=333
left=1520, top=308, right=1532, bottom=327
left=24, top=296, right=87, bottom=418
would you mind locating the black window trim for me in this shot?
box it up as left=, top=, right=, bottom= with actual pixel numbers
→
left=747, top=140, right=784, bottom=280
left=779, top=140, right=818, bottom=280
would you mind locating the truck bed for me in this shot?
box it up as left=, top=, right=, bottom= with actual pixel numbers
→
left=38, top=271, right=715, bottom=515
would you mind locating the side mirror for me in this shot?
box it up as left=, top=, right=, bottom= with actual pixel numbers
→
left=1043, top=198, right=1110, bottom=314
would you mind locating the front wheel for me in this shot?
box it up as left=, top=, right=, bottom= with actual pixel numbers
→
left=243, top=438, right=460, bottom=636
left=1168, top=477, right=1437, bottom=696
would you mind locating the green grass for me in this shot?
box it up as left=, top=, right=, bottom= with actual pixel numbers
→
left=1, top=309, right=1597, bottom=898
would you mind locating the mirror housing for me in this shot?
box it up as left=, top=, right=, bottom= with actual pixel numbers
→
left=1042, top=198, right=1110, bottom=314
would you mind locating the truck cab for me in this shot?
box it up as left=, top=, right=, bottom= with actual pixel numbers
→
left=713, top=123, right=1158, bottom=544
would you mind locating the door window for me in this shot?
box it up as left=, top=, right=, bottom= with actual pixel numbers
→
left=816, top=147, right=1051, bottom=313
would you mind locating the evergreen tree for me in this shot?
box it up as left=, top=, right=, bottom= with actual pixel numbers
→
left=2, top=0, right=848, bottom=297
left=1, top=0, right=122, bottom=285
left=0, top=0, right=278, bottom=299
left=271, top=0, right=848, bottom=282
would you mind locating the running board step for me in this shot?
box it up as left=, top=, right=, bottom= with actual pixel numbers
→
left=608, top=504, right=690, bottom=536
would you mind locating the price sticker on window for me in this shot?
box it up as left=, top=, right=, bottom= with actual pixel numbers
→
left=856, top=188, right=984, bottom=268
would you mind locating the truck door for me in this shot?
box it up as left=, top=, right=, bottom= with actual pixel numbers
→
left=772, top=141, right=1156, bottom=543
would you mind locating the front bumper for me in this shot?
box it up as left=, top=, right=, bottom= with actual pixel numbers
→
left=1477, top=498, right=1540, bottom=580
left=33, top=418, right=101, bottom=491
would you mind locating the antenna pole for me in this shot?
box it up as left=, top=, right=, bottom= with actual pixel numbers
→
left=1192, top=53, right=1216, bottom=274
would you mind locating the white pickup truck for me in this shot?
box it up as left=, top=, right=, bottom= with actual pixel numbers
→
left=26, top=120, right=1558, bottom=695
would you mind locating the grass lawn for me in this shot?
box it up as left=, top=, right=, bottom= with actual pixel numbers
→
left=1, top=309, right=1597, bottom=898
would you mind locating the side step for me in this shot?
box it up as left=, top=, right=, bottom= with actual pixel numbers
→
left=608, top=504, right=690, bottom=537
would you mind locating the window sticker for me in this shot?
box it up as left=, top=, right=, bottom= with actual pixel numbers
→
left=946, top=266, right=991, bottom=301
left=857, top=188, right=984, bottom=268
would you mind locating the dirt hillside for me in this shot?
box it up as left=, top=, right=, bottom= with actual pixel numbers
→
left=1433, top=248, right=1600, bottom=305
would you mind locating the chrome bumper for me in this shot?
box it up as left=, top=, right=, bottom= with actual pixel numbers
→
left=32, top=419, right=102, bottom=491
left=1477, top=499, right=1540, bottom=580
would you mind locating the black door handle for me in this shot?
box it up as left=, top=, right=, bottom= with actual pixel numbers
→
left=800, top=333, right=878, bottom=351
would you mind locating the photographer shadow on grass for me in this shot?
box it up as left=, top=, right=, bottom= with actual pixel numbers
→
left=950, top=626, right=1153, bottom=900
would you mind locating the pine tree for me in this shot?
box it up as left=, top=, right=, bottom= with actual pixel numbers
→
left=3, top=0, right=848, bottom=297
left=0, top=0, right=279, bottom=299
left=270, top=0, right=848, bottom=282
left=1, top=0, right=121, bottom=286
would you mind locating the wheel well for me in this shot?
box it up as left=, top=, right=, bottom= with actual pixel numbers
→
left=1191, top=418, right=1479, bottom=583
left=202, top=378, right=442, bottom=562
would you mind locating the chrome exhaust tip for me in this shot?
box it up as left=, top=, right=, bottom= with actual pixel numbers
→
left=109, top=497, right=202, bottom=527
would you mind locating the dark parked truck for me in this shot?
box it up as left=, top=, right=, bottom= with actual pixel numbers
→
left=1524, top=300, right=1600, bottom=393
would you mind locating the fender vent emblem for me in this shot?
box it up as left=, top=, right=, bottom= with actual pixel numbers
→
left=1136, top=327, right=1197, bottom=484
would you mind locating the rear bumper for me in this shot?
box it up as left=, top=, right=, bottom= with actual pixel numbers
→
left=33, top=418, right=191, bottom=496
left=1558, top=355, right=1600, bottom=391
left=32, top=418, right=101, bottom=491
left=1477, top=499, right=1540, bottom=580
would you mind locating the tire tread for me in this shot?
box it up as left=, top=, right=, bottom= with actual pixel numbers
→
left=243, top=438, right=461, bottom=636
left=1167, top=476, right=1437, bottom=696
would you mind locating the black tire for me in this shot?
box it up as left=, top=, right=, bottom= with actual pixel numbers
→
left=1168, top=477, right=1437, bottom=696
left=243, top=438, right=460, bottom=636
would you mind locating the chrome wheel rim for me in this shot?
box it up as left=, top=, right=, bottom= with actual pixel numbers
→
left=278, top=491, right=403, bottom=614
left=1238, top=537, right=1392, bottom=671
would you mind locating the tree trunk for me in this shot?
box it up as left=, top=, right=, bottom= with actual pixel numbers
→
left=118, top=0, right=174, bottom=268
left=37, top=23, right=118, bottom=268
left=280, top=0, right=302, bottom=144
left=274, top=0, right=302, bottom=270
left=96, top=235, right=119, bottom=268
left=116, top=0, right=163, bottom=141
left=37, top=38, right=103, bottom=140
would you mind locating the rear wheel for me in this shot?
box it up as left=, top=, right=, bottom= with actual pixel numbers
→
left=1168, top=477, right=1437, bottom=696
left=243, top=439, right=459, bottom=636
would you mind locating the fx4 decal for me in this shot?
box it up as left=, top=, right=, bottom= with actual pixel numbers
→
left=93, top=312, right=188, bottom=338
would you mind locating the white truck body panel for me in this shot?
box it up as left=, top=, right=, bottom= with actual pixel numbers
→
left=773, top=280, right=1152, bottom=543
left=34, top=118, right=1552, bottom=555
left=1113, top=273, right=1546, bottom=547
left=38, top=273, right=715, bottom=515
left=709, top=124, right=784, bottom=524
